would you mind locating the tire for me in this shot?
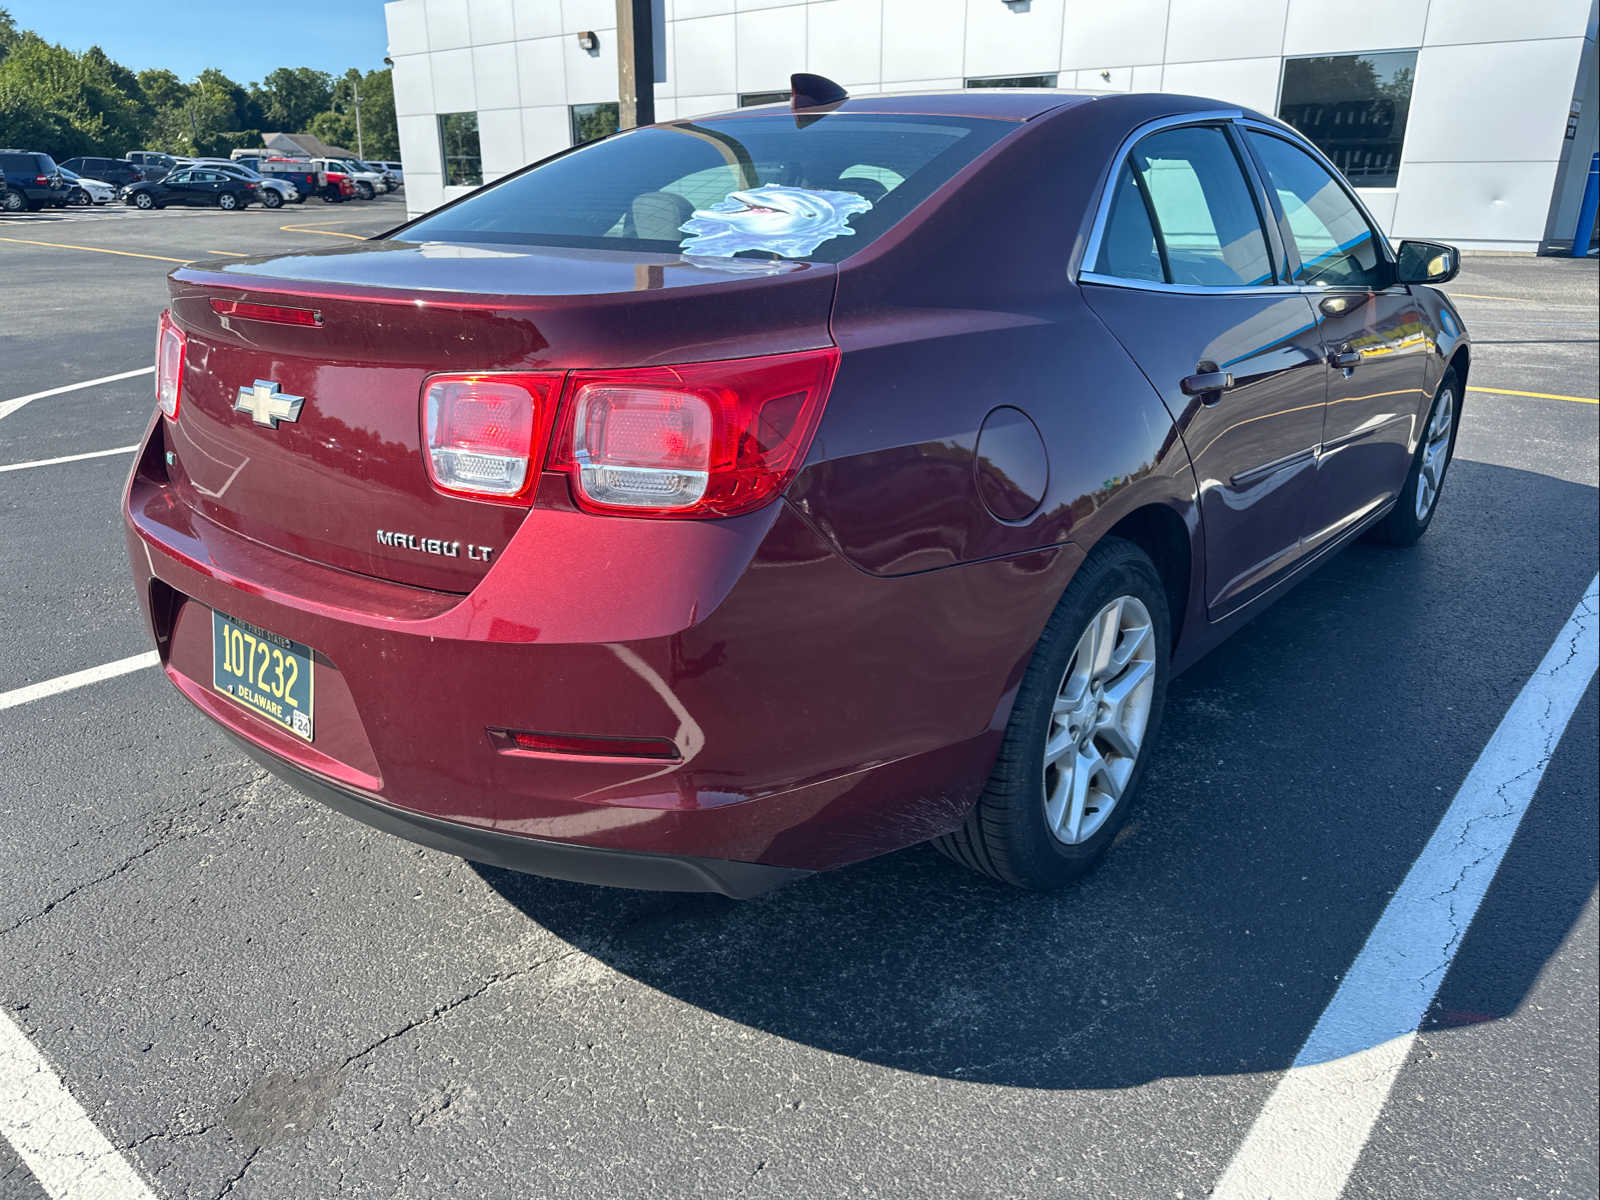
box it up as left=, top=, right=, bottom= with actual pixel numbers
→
left=1366, top=369, right=1460, bottom=547
left=0, top=190, right=24, bottom=213
left=132, top=191, right=155, bottom=210
left=218, top=192, right=239, bottom=211
left=355, top=181, right=374, bottom=200
left=934, top=538, right=1172, bottom=889
left=68, top=187, right=91, bottom=207
left=261, top=189, right=283, bottom=209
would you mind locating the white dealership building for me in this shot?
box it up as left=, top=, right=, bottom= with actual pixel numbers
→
left=384, top=0, right=1600, bottom=253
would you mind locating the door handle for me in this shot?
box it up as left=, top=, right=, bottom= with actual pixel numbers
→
left=1180, top=369, right=1235, bottom=398
left=1329, top=347, right=1362, bottom=370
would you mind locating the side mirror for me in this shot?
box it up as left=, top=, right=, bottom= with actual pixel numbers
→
left=1395, top=239, right=1460, bottom=285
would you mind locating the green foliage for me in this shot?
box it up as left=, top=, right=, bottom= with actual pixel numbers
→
left=252, top=66, right=332, bottom=132
left=0, top=8, right=397, bottom=165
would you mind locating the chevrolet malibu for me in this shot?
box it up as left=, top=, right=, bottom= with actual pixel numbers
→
left=123, top=79, right=1469, bottom=897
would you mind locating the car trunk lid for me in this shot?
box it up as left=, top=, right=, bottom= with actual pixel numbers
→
left=163, top=239, right=837, bottom=593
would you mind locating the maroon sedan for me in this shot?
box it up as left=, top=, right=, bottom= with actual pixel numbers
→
left=123, top=79, right=1469, bottom=896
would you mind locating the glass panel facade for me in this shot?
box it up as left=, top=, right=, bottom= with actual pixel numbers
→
left=437, top=111, right=483, bottom=186
left=965, top=74, right=1058, bottom=88
left=1278, top=51, right=1417, bottom=189
left=570, top=102, right=621, bottom=146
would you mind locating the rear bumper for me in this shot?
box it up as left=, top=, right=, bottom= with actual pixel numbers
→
left=123, top=414, right=1081, bottom=882
left=229, top=733, right=809, bottom=898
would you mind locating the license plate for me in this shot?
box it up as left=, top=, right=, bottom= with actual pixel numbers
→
left=211, top=610, right=314, bottom=740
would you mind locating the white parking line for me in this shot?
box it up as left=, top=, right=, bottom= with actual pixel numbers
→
left=0, top=1008, right=160, bottom=1200
left=0, top=653, right=159, bottom=712
left=0, top=445, right=139, bottom=474
left=1213, top=573, right=1600, bottom=1200
left=0, top=368, right=154, bottom=423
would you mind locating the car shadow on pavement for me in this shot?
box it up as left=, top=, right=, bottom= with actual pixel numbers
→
left=474, top=458, right=1598, bottom=1089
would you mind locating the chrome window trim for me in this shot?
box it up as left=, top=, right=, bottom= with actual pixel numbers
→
left=1079, top=271, right=1307, bottom=297
left=1076, top=109, right=1243, bottom=283
left=1076, top=110, right=1399, bottom=289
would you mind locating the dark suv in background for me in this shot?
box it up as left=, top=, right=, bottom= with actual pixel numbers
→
left=124, top=151, right=178, bottom=182
left=57, top=156, right=145, bottom=192
left=0, top=150, right=69, bottom=210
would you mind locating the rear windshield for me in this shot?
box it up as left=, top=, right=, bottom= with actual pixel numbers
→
left=392, top=113, right=1013, bottom=263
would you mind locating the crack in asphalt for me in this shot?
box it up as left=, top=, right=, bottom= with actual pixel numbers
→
left=212, top=1145, right=260, bottom=1200
left=0, top=770, right=269, bottom=941
left=336, top=945, right=587, bottom=1074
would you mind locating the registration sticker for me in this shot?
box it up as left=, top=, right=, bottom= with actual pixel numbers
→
left=211, top=610, right=314, bottom=741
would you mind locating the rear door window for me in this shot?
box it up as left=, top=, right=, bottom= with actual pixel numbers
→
left=1245, top=131, right=1389, bottom=288
left=1112, top=125, right=1275, bottom=287
left=393, top=113, right=1014, bottom=262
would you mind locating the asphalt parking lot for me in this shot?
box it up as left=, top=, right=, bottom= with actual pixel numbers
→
left=0, top=198, right=1595, bottom=1200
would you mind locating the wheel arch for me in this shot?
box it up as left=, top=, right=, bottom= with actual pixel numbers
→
left=1097, top=503, right=1192, bottom=652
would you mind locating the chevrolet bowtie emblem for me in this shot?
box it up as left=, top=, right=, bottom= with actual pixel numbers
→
left=235, top=380, right=305, bottom=428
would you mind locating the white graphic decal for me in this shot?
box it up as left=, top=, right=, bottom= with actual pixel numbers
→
left=678, top=184, right=873, bottom=258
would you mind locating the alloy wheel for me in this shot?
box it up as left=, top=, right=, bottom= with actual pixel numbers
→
left=1042, top=595, right=1157, bottom=845
left=1415, top=387, right=1454, bottom=520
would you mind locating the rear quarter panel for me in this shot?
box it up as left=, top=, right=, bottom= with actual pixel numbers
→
left=788, top=93, right=1202, bottom=597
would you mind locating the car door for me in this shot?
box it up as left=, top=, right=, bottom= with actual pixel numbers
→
left=1239, top=126, right=1433, bottom=548
left=161, top=170, right=193, bottom=204
left=193, top=170, right=224, bottom=203
left=1080, top=121, right=1328, bottom=618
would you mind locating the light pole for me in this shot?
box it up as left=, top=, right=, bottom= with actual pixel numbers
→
left=615, top=0, right=655, bottom=129
left=352, top=78, right=365, bottom=160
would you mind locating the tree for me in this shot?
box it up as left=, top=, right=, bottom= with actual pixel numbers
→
left=252, top=66, right=332, bottom=132
left=0, top=8, right=20, bottom=64
left=0, top=9, right=388, bottom=165
left=0, top=30, right=145, bottom=157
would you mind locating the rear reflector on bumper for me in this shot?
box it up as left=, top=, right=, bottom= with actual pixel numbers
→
left=490, top=728, right=681, bottom=761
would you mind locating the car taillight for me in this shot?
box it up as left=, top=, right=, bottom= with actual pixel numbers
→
left=422, top=373, right=564, bottom=501
left=155, top=310, right=185, bottom=419
left=34, top=175, right=49, bottom=186
left=549, top=348, right=839, bottom=518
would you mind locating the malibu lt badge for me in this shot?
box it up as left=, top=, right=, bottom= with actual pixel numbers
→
left=376, top=530, right=494, bottom=562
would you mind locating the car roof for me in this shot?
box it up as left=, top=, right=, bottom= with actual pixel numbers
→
left=694, top=88, right=1103, bottom=124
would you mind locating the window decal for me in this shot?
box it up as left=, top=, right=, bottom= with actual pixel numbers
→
left=678, top=184, right=873, bottom=258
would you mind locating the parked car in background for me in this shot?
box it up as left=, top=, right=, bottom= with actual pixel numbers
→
left=124, top=84, right=1468, bottom=897
left=192, top=159, right=300, bottom=208
left=0, top=150, right=69, bottom=210
left=124, top=168, right=259, bottom=210
left=0, top=174, right=16, bottom=213
left=354, top=159, right=399, bottom=188
left=57, top=156, right=145, bottom=193
left=232, top=156, right=324, bottom=202
left=315, top=168, right=357, bottom=203
left=59, top=167, right=116, bottom=206
left=124, top=151, right=178, bottom=181
left=311, top=157, right=384, bottom=198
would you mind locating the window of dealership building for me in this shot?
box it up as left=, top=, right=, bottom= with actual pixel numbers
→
left=385, top=0, right=1600, bottom=254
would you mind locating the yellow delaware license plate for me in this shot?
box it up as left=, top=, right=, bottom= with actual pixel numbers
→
left=211, top=610, right=314, bottom=740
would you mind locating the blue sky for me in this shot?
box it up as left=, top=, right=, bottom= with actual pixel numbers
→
left=8, top=0, right=390, bottom=82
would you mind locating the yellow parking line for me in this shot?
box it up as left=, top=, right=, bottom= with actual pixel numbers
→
left=0, top=235, right=187, bottom=263
left=279, top=221, right=366, bottom=240
left=1467, top=386, right=1598, bottom=405
left=1446, top=292, right=1530, bottom=302
left=205, top=249, right=249, bottom=257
